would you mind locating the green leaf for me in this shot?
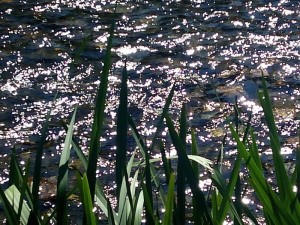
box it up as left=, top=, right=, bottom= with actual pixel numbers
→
left=163, top=172, right=175, bottom=225
left=57, top=106, right=77, bottom=225
left=82, top=174, right=97, bottom=225
left=2, top=185, right=31, bottom=225
left=177, top=104, right=186, bottom=224
left=116, top=64, right=128, bottom=198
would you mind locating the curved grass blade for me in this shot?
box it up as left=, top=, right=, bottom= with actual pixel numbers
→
left=87, top=18, right=115, bottom=201
left=56, top=106, right=77, bottom=225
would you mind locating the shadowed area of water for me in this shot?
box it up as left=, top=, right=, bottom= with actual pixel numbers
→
left=0, top=0, right=299, bottom=223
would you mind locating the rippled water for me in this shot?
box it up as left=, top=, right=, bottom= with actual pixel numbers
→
left=0, top=0, right=300, bottom=222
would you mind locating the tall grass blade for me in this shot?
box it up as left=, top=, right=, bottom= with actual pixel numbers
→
left=18, top=159, right=30, bottom=222
left=116, top=64, right=128, bottom=198
left=8, top=148, right=21, bottom=188
left=56, top=106, right=77, bottom=225
left=191, top=128, right=202, bottom=224
left=143, top=144, right=154, bottom=225
left=32, top=94, right=56, bottom=215
left=150, top=84, right=175, bottom=150
left=87, top=19, right=115, bottom=201
left=62, top=120, right=117, bottom=219
left=162, top=172, right=175, bottom=225
left=77, top=174, right=97, bottom=225
left=177, top=104, right=186, bottom=224
left=128, top=115, right=166, bottom=207
left=133, top=191, right=144, bottom=225
left=107, top=198, right=116, bottom=225
left=258, top=77, right=293, bottom=202
left=165, top=114, right=213, bottom=224
left=159, top=140, right=171, bottom=184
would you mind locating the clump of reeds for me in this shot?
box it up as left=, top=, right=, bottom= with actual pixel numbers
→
left=0, top=20, right=299, bottom=225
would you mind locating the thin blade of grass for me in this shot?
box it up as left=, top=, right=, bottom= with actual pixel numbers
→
left=86, top=19, right=115, bottom=201
left=77, top=173, right=97, bottom=225
left=162, top=172, right=175, bottom=225
left=165, top=114, right=213, bottom=224
left=128, top=115, right=166, bottom=207
left=143, top=143, right=154, bottom=225
left=177, top=103, right=186, bottom=224
left=56, top=106, right=77, bottom=225
left=61, top=121, right=117, bottom=219
left=32, top=94, right=57, bottom=214
left=191, top=128, right=203, bottom=224
left=258, top=77, right=293, bottom=202
left=133, top=190, right=144, bottom=225
left=116, top=64, right=128, bottom=198
left=159, top=140, right=171, bottom=184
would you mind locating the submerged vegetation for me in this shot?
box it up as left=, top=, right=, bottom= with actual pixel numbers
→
left=0, top=19, right=300, bottom=225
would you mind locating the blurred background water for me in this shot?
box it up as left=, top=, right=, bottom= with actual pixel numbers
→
left=0, top=0, right=300, bottom=222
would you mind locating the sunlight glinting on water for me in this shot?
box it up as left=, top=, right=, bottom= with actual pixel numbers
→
left=0, top=0, right=299, bottom=222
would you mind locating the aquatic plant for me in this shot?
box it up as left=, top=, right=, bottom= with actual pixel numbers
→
left=0, top=17, right=299, bottom=225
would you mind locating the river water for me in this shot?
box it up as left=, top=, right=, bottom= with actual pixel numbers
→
left=0, top=0, right=300, bottom=223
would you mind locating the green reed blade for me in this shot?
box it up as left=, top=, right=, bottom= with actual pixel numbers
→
left=87, top=19, right=114, bottom=201
left=0, top=185, right=29, bottom=225
left=211, top=167, right=243, bottom=225
left=116, top=64, right=128, bottom=198
left=296, top=131, right=300, bottom=201
left=177, top=103, right=186, bottom=224
left=230, top=123, right=300, bottom=224
left=233, top=175, right=242, bottom=225
left=7, top=148, right=40, bottom=224
left=32, top=93, right=57, bottom=215
left=144, top=142, right=154, bottom=224
left=215, top=110, right=252, bottom=223
left=18, top=158, right=30, bottom=222
left=165, top=114, right=213, bottom=224
left=61, top=120, right=118, bottom=220
left=117, top=151, right=136, bottom=224
left=128, top=115, right=166, bottom=207
left=150, top=84, right=175, bottom=151
left=240, top=203, right=259, bottom=225
left=56, top=106, right=77, bottom=225
left=77, top=173, right=98, bottom=225
left=8, top=148, right=21, bottom=188
left=162, top=172, right=175, bottom=225
left=82, top=174, right=97, bottom=225
left=107, top=197, right=116, bottom=225
left=133, top=191, right=144, bottom=225
left=258, top=77, right=294, bottom=203
left=191, top=128, right=203, bottom=224
left=159, top=140, right=171, bottom=184
left=248, top=128, right=263, bottom=171
left=141, top=181, right=156, bottom=225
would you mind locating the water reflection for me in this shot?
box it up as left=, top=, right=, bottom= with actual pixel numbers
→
left=0, top=0, right=300, bottom=222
